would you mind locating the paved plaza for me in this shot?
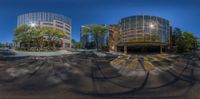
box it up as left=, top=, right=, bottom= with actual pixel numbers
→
left=0, top=49, right=200, bottom=99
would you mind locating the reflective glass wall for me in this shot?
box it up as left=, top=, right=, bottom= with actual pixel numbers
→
left=17, top=12, right=71, bottom=26
left=120, top=15, right=170, bottom=43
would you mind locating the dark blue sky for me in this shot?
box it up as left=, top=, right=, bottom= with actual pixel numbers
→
left=0, top=0, right=200, bottom=43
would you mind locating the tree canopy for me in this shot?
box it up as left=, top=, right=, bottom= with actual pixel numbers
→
left=175, top=32, right=197, bottom=52
left=71, top=39, right=82, bottom=49
left=14, top=25, right=66, bottom=51
left=81, top=25, right=108, bottom=50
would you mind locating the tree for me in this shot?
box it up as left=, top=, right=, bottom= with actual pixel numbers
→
left=14, top=25, right=44, bottom=50
left=43, top=27, right=66, bottom=49
left=71, top=39, right=83, bottom=49
left=81, top=26, right=91, bottom=48
left=75, top=42, right=83, bottom=49
left=173, top=27, right=182, bottom=36
left=71, top=39, right=76, bottom=48
left=81, top=25, right=108, bottom=50
left=90, top=25, right=107, bottom=50
left=0, top=43, right=4, bottom=48
left=14, top=25, right=32, bottom=50
left=14, top=25, right=66, bottom=51
left=175, top=32, right=197, bottom=52
left=172, top=27, right=182, bottom=46
left=30, top=26, right=46, bottom=50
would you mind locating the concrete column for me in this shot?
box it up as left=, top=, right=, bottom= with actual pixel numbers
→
left=124, top=45, right=127, bottom=55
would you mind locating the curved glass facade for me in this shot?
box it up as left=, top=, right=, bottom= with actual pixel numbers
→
left=17, top=12, right=72, bottom=47
left=17, top=12, right=71, bottom=26
left=120, top=15, right=170, bottom=44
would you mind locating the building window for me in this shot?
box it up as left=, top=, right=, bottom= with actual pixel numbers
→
left=56, top=24, right=64, bottom=28
left=43, top=23, right=53, bottom=26
left=56, top=21, right=64, bottom=25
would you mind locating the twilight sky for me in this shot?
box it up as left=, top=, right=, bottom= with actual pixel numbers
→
left=0, top=0, right=200, bottom=43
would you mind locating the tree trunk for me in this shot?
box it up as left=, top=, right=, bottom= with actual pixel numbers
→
left=94, top=34, right=99, bottom=50
left=52, top=41, right=56, bottom=50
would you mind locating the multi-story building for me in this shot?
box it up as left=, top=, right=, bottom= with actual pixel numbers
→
left=108, top=24, right=120, bottom=51
left=117, top=15, right=172, bottom=53
left=17, top=12, right=71, bottom=48
left=80, top=15, right=172, bottom=53
left=80, top=24, right=109, bottom=49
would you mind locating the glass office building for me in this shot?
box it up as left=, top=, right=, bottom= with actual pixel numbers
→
left=17, top=12, right=71, bottom=48
left=119, top=15, right=170, bottom=44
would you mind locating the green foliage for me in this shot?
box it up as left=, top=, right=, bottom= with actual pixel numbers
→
left=71, top=39, right=76, bottom=48
left=91, top=25, right=106, bottom=50
left=71, top=39, right=82, bottom=49
left=102, top=46, right=109, bottom=51
left=81, top=26, right=90, bottom=35
left=75, top=42, right=83, bottom=49
left=14, top=25, right=66, bottom=51
left=173, top=27, right=182, bottom=36
left=82, top=25, right=107, bottom=50
left=14, top=25, right=31, bottom=42
left=172, top=27, right=182, bottom=46
left=175, top=32, right=197, bottom=52
left=0, top=43, right=4, bottom=48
